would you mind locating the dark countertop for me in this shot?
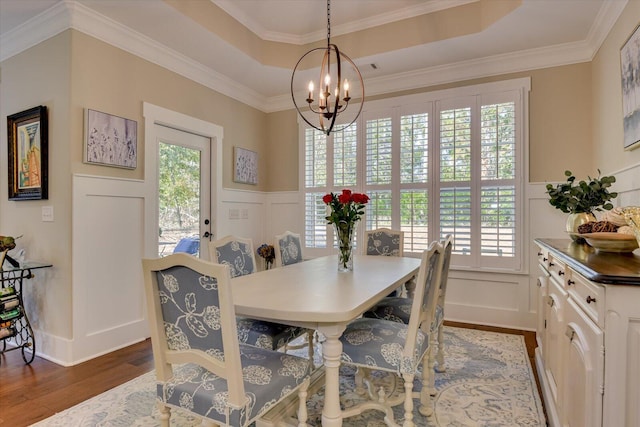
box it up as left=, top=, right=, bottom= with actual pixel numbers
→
left=535, top=238, right=640, bottom=285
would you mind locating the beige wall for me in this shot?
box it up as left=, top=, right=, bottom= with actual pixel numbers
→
left=592, top=0, right=640, bottom=174
left=0, top=32, right=74, bottom=337
left=0, top=30, right=270, bottom=341
left=267, top=62, right=594, bottom=189
left=70, top=31, right=268, bottom=191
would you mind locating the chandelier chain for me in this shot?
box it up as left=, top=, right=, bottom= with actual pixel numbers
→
left=326, top=0, right=331, bottom=47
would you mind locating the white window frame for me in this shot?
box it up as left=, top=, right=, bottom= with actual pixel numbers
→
left=299, top=78, right=530, bottom=272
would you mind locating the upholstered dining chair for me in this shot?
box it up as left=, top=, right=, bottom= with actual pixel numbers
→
left=364, top=228, right=404, bottom=257
left=339, top=241, right=445, bottom=425
left=365, top=228, right=407, bottom=297
left=142, top=253, right=313, bottom=427
left=274, top=231, right=304, bottom=267
left=362, top=234, right=453, bottom=395
left=209, top=235, right=314, bottom=363
left=273, top=230, right=317, bottom=358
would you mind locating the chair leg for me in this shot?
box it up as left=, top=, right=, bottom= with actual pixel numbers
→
left=419, top=353, right=433, bottom=417
left=428, top=332, right=438, bottom=396
left=158, top=402, right=171, bottom=427
left=402, top=373, right=416, bottom=427
left=354, top=367, right=369, bottom=396
left=297, top=378, right=310, bottom=427
left=307, top=330, right=315, bottom=369
left=435, top=323, right=446, bottom=373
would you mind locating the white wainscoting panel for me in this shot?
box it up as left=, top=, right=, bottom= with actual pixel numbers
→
left=71, top=174, right=149, bottom=364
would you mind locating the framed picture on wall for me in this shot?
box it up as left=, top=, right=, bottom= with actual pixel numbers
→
left=621, top=23, right=640, bottom=150
left=84, top=109, right=137, bottom=168
left=7, top=106, right=48, bottom=200
left=233, top=146, right=258, bottom=185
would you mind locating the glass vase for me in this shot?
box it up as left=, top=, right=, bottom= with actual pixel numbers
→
left=335, top=221, right=354, bottom=272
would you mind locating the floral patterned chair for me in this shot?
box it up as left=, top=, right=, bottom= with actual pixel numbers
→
left=362, top=234, right=454, bottom=395
left=339, top=241, right=445, bottom=423
left=209, top=235, right=313, bottom=355
left=365, top=228, right=404, bottom=257
left=273, top=230, right=316, bottom=362
left=365, top=228, right=406, bottom=297
left=142, top=253, right=313, bottom=427
left=274, top=231, right=304, bottom=267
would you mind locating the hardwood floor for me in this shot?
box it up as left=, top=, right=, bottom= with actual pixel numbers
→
left=0, top=322, right=543, bottom=426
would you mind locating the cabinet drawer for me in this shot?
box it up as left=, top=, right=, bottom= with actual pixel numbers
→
left=536, top=245, right=549, bottom=267
left=567, top=270, right=605, bottom=328
left=547, top=254, right=568, bottom=286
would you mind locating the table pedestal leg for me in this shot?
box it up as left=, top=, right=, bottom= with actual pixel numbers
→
left=318, top=323, right=346, bottom=426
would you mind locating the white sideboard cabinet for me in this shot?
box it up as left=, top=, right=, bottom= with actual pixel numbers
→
left=535, top=239, right=640, bottom=427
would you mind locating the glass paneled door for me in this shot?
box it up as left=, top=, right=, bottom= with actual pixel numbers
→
left=156, top=125, right=212, bottom=260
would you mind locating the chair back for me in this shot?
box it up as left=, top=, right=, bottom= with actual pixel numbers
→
left=403, top=241, right=444, bottom=357
left=209, top=235, right=257, bottom=277
left=438, top=234, right=454, bottom=307
left=172, top=236, right=200, bottom=255
left=274, top=231, right=304, bottom=267
left=142, top=253, right=245, bottom=406
left=365, top=228, right=404, bottom=257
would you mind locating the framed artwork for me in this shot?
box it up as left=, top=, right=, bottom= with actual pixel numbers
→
left=7, top=106, right=48, bottom=200
left=233, top=147, right=258, bottom=185
left=621, top=23, right=640, bottom=150
left=84, top=109, right=137, bottom=168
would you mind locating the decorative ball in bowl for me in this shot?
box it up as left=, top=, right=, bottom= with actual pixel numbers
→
left=578, top=232, right=639, bottom=253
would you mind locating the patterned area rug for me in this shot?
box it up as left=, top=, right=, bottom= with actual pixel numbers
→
left=33, top=327, right=545, bottom=426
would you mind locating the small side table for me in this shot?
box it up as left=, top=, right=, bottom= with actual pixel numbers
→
left=0, top=262, right=52, bottom=365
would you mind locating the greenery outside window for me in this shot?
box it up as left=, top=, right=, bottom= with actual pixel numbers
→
left=301, top=78, right=529, bottom=271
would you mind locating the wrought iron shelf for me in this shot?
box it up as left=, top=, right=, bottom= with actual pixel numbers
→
left=0, top=262, right=52, bottom=365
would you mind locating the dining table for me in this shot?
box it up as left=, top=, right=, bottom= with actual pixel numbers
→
left=231, top=254, right=421, bottom=426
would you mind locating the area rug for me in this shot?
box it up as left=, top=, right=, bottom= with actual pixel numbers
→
left=32, top=327, right=545, bottom=426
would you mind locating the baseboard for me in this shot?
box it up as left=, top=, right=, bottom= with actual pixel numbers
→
left=535, top=347, right=560, bottom=427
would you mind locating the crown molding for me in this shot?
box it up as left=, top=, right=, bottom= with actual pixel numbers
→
left=264, top=40, right=593, bottom=113
left=1, top=0, right=627, bottom=114
left=214, top=0, right=478, bottom=45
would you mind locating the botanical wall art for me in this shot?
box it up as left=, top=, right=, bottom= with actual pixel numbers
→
left=7, top=106, right=48, bottom=200
left=233, top=146, right=258, bottom=185
left=621, top=23, right=640, bottom=150
left=84, top=109, right=137, bottom=168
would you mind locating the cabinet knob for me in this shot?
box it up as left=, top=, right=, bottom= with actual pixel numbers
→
left=567, top=280, right=575, bottom=286
left=558, top=270, right=564, bottom=276
left=549, top=262, right=555, bottom=266
left=547, top=296, right=555, bottom=307
left=543, top=257, right=548, bottom=262
left=586, top=295, right=596, bottom=304
left=537, top=252, right=543, bottom=256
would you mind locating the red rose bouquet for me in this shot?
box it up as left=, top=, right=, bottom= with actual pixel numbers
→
left=322, top=189, right=369, bottom=271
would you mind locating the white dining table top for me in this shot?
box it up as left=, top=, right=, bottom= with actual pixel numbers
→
left=231, top=254, right=420, bottom=326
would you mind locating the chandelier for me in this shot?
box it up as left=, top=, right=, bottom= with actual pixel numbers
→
left=290, top=0, right=364, bottom=135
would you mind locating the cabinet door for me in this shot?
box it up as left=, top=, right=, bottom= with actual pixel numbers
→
left=536, top=274, right=548, bottom=352
left=545, top=277, right=567, bottom=414
left=562, top=298, right=604, bottom=427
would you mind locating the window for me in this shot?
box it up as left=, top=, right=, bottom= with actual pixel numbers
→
left=301, top=79, right=529, bottom=271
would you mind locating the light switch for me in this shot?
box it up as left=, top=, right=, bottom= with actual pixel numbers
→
left=229, top=208, right=239, bottom=220
left=42, top=206, right=54, bottom=222
left=241, top=208, right=248, bottom=219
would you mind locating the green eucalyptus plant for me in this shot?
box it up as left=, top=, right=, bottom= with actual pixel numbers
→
left=545, top=170, right=617, bottom=214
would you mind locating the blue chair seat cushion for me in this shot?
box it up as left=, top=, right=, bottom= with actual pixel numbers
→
left=364, top=298, right=444, bottom=332
left=236, top=317, right=308, bottom=351
left=340, top=317, right=429, bottom=375
left=363, top=297, right=411, bottom=324
left=158, top=343, right=312, bottom=427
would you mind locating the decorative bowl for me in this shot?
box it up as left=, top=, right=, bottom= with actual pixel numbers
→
left=579, top=232, right=639, bottom=253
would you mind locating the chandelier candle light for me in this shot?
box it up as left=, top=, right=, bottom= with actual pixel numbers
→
left=323, top=190, right=369, bottom=272
left=291, top=0, right=364, bottom=135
